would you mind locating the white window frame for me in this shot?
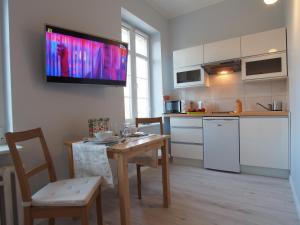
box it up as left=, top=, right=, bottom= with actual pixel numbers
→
left=122, top=22, right=151, bottom=123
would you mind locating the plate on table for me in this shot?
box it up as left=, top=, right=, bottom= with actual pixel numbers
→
left=83, top=136, right=120, bottom=144
left=127, top=132, right=148, bottom=137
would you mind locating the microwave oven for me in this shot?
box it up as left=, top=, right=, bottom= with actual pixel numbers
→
left=242, top=52, right=287, bottom=80
left=174, top=65, right=207, bottom=88
left=164, top=100, right=186, bottom=114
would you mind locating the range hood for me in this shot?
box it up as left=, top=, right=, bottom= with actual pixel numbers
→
left=202, top=59, right=241, bottom=75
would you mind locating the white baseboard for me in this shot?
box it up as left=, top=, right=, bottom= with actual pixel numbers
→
left=289, top=175, right=300, bottom=221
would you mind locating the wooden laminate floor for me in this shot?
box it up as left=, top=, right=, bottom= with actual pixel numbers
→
left=46, top=165, right=299, bottom=225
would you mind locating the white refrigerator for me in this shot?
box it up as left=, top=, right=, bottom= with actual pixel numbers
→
left=203, top=117, right=240, bottom=173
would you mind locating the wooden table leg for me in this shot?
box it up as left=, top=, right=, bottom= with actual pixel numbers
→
left=161, top=139, right=171, bottom=208
left=66, top=145, right=74, bottom=178
left=117, top=154, right=131, bottom=225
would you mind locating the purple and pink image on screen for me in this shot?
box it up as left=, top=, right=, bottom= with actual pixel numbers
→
left=46, top=31, right=128, bottom=81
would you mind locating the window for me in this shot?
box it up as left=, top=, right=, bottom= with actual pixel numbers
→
left=122, top=24, right=150, bottom=121
left=1, top=0, right=13, bottom=132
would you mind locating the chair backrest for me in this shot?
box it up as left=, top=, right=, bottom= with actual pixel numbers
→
left=5, top=128, right=57, bottom=203
left=135, top=117, right=163, bottom=135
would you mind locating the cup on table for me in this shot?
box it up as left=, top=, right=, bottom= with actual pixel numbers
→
left=121, top=123, right=138, bottom=138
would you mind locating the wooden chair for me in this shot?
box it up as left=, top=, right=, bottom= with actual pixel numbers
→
left=135, top=117, right=164, bottom=199
left=5, top=128, right=103, bottom=225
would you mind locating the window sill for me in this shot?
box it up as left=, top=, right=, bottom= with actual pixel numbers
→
left=0, top=144, right=22, bottom=156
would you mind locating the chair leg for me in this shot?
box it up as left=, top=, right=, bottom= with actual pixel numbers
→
left=96, top=189, right=103, bottom=225
left=49, top=218, right=55, bottom=225
left=24, top=207, right=33, bottom=225
left=81, top=208, right=89, bottom=225
left=136, top=164, right=142, bottom=199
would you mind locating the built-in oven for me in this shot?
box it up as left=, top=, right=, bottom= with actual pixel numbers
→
left=174, top=65, right=206, bottom=88
left=242, top=52, right=287, bottom=80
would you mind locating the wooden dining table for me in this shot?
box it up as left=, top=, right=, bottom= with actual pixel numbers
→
left=64, top=134, right=171, bottom=225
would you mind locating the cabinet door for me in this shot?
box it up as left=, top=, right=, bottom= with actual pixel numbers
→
left=241, top=52, right=287, bottom=81
left=240, top=117, right=289, bottom=170
left=204, top=37, right=241, bottom=63
left=241, top=28, right=286, bottom=57
left=173, top=45, right=203, bottom=69
left=173, top=66, right=208, bottom=88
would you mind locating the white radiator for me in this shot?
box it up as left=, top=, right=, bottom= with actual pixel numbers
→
left=0, top=166, right=23, bottom=225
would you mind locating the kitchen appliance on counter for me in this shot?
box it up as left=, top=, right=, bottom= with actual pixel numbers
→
left=164, top=100, right=186, bottom=114
left=256, top=100, right=283, bottom=111
left=203, top=117, right=240, bottom=173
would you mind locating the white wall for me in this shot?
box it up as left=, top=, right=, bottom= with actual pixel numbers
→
left=8, top=0, right=124, bottom=188
left=0, top=0, right=169, bottom=190
left=169, top=0, right=286, bottom=51
left=286, top=0, right=300, bottom=217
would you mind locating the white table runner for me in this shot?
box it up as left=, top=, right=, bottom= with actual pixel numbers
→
left=72, top=142, right=113, bottom=187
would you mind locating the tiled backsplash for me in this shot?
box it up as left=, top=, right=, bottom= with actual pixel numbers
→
left=172, top=73, right=288, bottom=112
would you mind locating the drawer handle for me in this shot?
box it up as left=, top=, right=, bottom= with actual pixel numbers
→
left=217, top=124, right=222, bottom=127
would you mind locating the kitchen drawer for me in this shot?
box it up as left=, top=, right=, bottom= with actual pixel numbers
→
left=170, top=117, right=203, bottom=128
left=172, top=143, right=203, bottom=160
left=171, top=127, right=203, bottom=144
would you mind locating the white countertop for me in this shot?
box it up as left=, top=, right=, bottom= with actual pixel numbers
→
left=0, top=144, right=22, bottom=156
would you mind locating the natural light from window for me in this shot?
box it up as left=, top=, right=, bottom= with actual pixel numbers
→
left=122, top=24, right=150, bottom=121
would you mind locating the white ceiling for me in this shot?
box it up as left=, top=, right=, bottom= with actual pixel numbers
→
left=145, top=0, right=225, bottom=19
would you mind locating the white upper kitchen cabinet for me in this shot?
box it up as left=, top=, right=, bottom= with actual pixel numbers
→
left=173, top=45, right=203, bottom=69
left=241, top=27, right=286, bottom=57
left=240, top=117, right=289, bottom=170
left=203, top=37, right=241, bottom=64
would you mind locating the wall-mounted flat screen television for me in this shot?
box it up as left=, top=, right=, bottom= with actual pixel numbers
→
left=45, top=25, right=128, bottom=86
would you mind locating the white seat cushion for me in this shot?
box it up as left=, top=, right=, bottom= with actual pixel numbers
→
left=32, top=177, right=101, bottom=207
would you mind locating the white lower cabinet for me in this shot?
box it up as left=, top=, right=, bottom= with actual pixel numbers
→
left=240, top=117, right=289, bottom=170
left=171, top=143, right=203, bottom=160
left=170, top=117, right=203, bottom=160
left=170, top=116, right=289, bottom=173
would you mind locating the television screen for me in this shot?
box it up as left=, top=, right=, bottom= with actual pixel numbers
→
left=45, top=25, right=128, bottom=86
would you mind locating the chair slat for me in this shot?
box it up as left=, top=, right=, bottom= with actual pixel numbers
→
left=6, top=128, right=41, bottom=143
left=26, top=163, right=48, bottom=178
left=136, top=117, right=163, bottom=135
